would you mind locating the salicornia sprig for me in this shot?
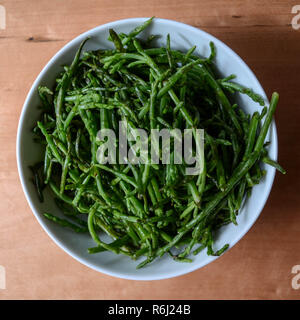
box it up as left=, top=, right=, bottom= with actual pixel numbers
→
left=32, top=18, right=284, bottom=269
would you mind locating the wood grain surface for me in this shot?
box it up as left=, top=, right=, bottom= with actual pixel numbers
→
left=0, top=0, right=299, bottom=300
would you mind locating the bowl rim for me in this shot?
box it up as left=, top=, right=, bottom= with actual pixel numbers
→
left=16, top=17, right=278, bottom=281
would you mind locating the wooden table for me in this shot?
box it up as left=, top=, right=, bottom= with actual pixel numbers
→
left=0, top=0, right=299, bottom=300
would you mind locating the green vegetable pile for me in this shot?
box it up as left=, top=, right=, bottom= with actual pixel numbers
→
left=32, top=18, right=285, bottom=268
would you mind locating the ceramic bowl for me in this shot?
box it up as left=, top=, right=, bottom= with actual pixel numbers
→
left=16, top=18, right=277, bottom=280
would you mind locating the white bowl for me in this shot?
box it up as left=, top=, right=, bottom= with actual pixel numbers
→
left=16, top=18, right=277, bottom=280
